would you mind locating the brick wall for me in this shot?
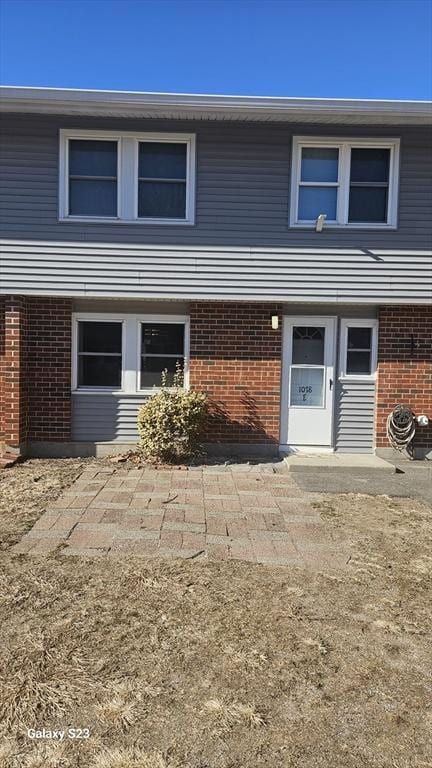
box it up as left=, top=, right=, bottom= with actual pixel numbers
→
left=26, top=297, right=73, bottom=442
left=376, top=306, right=432, bottom=450
left=0, top=296, right=28, bottom=451
left=189, top=302, right=282, bottom=445
left=0, top=297, right=5, bottom=447
left=0, top=296, right=72, bottom=452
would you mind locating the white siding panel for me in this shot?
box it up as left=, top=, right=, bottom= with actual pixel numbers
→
left=1, top=241, right=431, bottom=303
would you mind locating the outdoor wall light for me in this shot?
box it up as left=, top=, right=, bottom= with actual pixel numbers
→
left=271, top=315, right=279, bottom=330
left=315, top=213, right=327, bottom=232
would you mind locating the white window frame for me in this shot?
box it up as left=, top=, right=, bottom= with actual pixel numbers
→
left=72, top=313, right=190, bottom=394
left=289, top=136, right=400, bottom=229
left=339, top=319, right=378, bottom=381
left=59, top=130, right=196, bottom=225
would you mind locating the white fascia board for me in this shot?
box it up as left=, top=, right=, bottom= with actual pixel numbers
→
left=1, top=86, right=431, bottom=124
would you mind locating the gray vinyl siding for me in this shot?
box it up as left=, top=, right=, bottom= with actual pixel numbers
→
left=72, top=394, right=143, bottom=442
left=335, top=382, right=376, bottom=453
left=1, top=114, right=431, bottom=250
left=1, top=241, right=431, bottom=303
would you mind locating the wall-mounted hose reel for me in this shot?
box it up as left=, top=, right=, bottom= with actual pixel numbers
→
left=386, top=404, right=429, bottom=457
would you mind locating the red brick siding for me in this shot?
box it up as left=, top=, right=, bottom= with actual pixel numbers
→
left=26, top=297, right=73, bottom=441
left=0, top=296, right=28, bottom=450
left=0, top=297, right=4, bottom=446
left=376, top=306, right=432, bottom=449
left=189, top=302, right=282, bottom=444
left=0, top=296, right=72, bottom=450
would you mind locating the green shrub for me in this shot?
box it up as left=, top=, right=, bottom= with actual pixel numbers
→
left=137, top=365, right=208, bottom=463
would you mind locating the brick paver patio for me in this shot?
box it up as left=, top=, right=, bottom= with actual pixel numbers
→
left=14, top=463, right=349, bottom=568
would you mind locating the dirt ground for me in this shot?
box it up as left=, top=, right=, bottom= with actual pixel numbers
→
left=0, top=458, right=431, bottom=768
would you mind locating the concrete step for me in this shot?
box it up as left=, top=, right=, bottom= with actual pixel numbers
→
left=284, top=453, right=395, bottom=474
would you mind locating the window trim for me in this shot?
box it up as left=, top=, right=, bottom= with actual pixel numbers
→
left=72, top=313, right=190, bottom=394
left=59, top=130, right=196, bottom=225
left=339, top=318, right=378, bottom=381
left=289, top=136, right=400, bottom=229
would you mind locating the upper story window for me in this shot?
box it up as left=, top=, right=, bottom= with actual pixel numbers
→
left=69, top=140, right=118, bottom=217
left=290, top=137, right=400, bottom=229
left=60, top=130, right=196, bottom=224
left=138, top=142, right=187, bottom=219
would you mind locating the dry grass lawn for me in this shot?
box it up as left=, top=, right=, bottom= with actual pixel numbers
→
left=0, top=459, right=431, bottom=768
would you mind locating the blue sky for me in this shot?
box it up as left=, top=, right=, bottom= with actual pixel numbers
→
left=0, top=0, right=431, bottom=99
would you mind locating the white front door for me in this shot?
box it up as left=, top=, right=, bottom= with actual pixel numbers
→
left=280, top=316, right=336, bottom=450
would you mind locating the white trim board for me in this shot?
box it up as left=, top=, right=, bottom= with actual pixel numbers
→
left=2, top=87, right=431, bottom=124
left=2, top=240, right=430, bottom=304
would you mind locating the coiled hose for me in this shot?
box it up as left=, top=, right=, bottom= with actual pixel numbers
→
left=386, top=404, right=416, bottom=455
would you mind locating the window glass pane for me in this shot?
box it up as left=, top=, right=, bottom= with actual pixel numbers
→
left=69, top=179, right=117, bottom=217
left=139, top=142, right=187, bottom=179
left=141, top=323, right=184, bottom=355
left=138, top=181, right=186, bottom=218
left=298, top=186, right=337, bottom=220
left=292, top=327, right=325, bottom=365
left=350, top=148, right=390, bottom=183
left=78, top=322, right=122, bottom=354
left=301, top=147, right=339, bottom=182
left=141, top=356, right=184, bottom=388
left=290, top=368, right=324, bottom=407
left=348, top=186, right=387, bottom=222
left=78, top=355, right=122, bottom=387
left=347, top=327, right=372, bottom=350
left=346, top=351, right=371, bottom=375
left=69, top=140, right=117, bottom=177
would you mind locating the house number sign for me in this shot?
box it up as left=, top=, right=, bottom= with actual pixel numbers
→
left=290, top=368, right=324, bottom=407
left=298, top=385, right=313, bottom=400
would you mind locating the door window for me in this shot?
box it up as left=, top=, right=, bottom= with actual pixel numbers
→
left=290, top=326, right=326, bottom=408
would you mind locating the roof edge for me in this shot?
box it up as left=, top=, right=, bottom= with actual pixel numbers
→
left=1, top=85, right=431, bottom=119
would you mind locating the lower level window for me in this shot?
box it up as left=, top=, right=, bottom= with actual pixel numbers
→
left=77, top=321, right=122, bottom=388
left=73, top=314, right=188, bottom=392
left=140, top=322, right=185, bottom=387
left=340, top=320, right=377, bottom=378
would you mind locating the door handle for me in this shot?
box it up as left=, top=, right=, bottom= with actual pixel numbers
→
left=329, top=378, right=333, bottom=390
